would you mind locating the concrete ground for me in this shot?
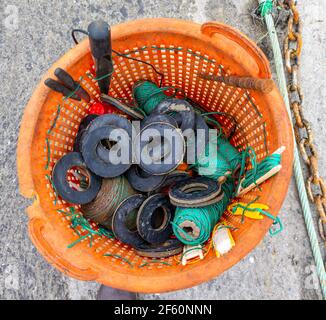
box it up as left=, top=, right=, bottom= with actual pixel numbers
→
left=0, top=0, right=325, bottom=300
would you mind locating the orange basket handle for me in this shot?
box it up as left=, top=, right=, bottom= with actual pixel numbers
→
left=201, top=22, right=271, bottom=78
left=28, top=213, right=99, bottom=281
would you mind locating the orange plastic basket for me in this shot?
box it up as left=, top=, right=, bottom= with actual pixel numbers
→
left=17, top=18, right=293, bottom=293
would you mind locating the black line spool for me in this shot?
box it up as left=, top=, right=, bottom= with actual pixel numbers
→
left=52, top=152, right=102, bottom=204
left=133, top=122, right=185, bottom=175
left=112, top=194, right=147, bottom=247
left=81, top=125, right=131, bottom=178
left=152, top=98, right=195, bottom=132
left=141, top=113, right=178, bottom=129
left=184, top=113, right=209, bottom=164
left=81, top=176, right=135, bottom=229
left=73, top=114, right=98, bottom=152
left=169, top=176, right=223, bottom=207
left=84, top=113, right=133, bottom=161
left=137, top=193, right=174, bottom=244
left=156, top=170, right=191, bottom=190
left=86, top=114, right=133, bottom=135
left=134, top=238, right=183, bottom=258
left=194, top=112, right=209, bottom=158
left=125, top=165, right=167, bottom=193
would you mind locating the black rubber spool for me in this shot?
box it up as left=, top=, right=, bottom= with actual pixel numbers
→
left=152, top=98, right=195, bottom=132
left=125, top=165, right=167, bottom=192
left=87, top=113, right=133, bottom=136
left=134, top=238, right=183, bottom=258
left=73, top=128, right=86, bottom=152
left=149, top=170, right=191, bottom=195
left=184, top=113, right=209, bottom=164
left=137, top=193, right=174, bottom=244
left=89, top=114, right=133, bottom=162
left=194, top=112, right=209, bottom=162
left=79, top=114, right=99, bottom=131
left=134, top=122, right=185, bottom=175
left=73, top=114, right=98, bottom=152
left=112, top=194, right=147, bottom=247
left=52, top=152, right=102, bottom=204
left=169, top=176, right=222, bottom=206
left=195, top=113, right=209, bottom=149
left=159, top=170, right=191, bottom=189
left=141, top=113, right=178, bottom=129
left=81, top=125, right=131, bottom=178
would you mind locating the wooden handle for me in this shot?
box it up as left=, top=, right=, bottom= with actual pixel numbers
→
left=200, top=73, right=274, bottom=93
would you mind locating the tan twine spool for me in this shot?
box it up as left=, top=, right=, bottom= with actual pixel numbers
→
left=81, top=176, right=136, bottom=229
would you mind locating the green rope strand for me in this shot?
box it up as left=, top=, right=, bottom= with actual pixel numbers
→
left=133, top=81, right=170, bottom=115
left=231, top=203, right=283, bottom=236
left=86, top=69, right=115, bottom=81
left=245, top=92, right=263, bottom=118
left=47, top=104, right=61, bottom=134
left=176, top=246, right=207, bottom=265
left=233, top=146, right=258, bottom=196
left=191, top=136, right=240, bottom=181
left=62, top=77, right=83, bottom=101
left=240, top=153, right=281, bottom=189
left=200, top=111, right=237, bottom=138
left=59, top=207, right=114, bottom=249
left=258, top=0, right=273, bottom=17
left=104, top=253, right=134, bottom=268
left=45, top=174, right=58, bottom=205
left=139, top=260, right=172, bottom=268
left=121, top=45, right=218, bottom=64
left=44, top=138, right=51, bottom=170
left=45, top=104, right=61, bottom=170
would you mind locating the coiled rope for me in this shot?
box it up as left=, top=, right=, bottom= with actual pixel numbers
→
left=191, top=139, right=233, bottom=181
left=240, top=153, right=281, bottom=189
left=81, top=176, right=135, bottom=229
left=133, top=81, right=170, bottom=115
left=258, top=0, right=326, bottom=299
left=172, top=178, right=235, bottom=245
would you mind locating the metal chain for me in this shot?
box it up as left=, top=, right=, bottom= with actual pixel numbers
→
left=280, top=0, right=326, bottom=243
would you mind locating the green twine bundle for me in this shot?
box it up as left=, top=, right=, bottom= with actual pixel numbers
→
left=172, top=178, right=235, bottom=245
left=133, top=81, right=170, bottom=115
left=191, top=137, right=241, bottom=181
left=240, top=153, right=281, bottom=189
left=216, top=137, right=242, bottom=171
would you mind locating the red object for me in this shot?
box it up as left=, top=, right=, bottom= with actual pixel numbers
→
left=89, top=101, right=117, bottom=115
left=103, top=102, right=116, bottom=114
left=89, top=102, right=106, bottom=115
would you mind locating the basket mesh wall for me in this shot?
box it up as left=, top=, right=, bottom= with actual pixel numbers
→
left=42, top=45, right=270, bottom=270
